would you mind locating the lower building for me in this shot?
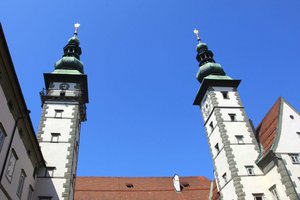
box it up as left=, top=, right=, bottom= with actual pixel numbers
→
left=0, top=23, right=299, bottom=200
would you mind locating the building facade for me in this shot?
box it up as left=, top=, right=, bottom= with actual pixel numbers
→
left=0, top=23, right=299, bottom=200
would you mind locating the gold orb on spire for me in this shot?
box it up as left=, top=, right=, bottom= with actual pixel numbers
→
left=74, top=23, right=80, bottom=35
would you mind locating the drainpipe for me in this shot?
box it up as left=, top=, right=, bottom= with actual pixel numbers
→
left=0, top=110, right=30, bottom=183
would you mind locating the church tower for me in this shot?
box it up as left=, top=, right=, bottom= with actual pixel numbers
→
left=35, top=24, right=88, bottom=200
left=192, top=30, right=267, bottom=200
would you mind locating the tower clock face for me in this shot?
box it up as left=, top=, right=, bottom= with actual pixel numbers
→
left=59, top=83, right=70, bottom=90
left=202, top=96, right=212, bottom=118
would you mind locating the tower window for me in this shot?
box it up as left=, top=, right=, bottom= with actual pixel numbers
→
left=245, top=166, right=255, bottom=175
left=235, top=135, right=244, bottom=144
left=222, top=173, right=227, bottom=183
left=289, top=154, right=300, bottom=164
left=290, top=115, right=294, bottom=119
left=269, top=185, right=280, bottom=200
left=45, top=167, right=56, bottom=177
left=297, top=132, right=300, bottom=138
left=253, top=193, right=264, bottom=200
left=221, top=91, right=229, bottom=99
left=228, top=113, right=236, bottom=121
left=51, top=133, right=60, bottom=143
left=54, top=109, right=63, bottom=118
left=17, top=169, right=26, bottom=198
left=214, top=143, right=220, bottom=154
left=0, top=123, right=7, bottom=153
left=60, top=91, right=65, bottom=96
left=209, top=121, right=214, bottom=130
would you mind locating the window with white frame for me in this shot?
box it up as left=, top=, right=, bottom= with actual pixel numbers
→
left=235, top=135, right=244, bottom=144
left=214, top=143, right=220, bottom=154
left=228, top=113, right=236, bottom=121
left=45, top=167, right=56, bottom=177
left=0, top=123, right=6, bottom=153
left=252, top=193, right=264, bottom=200
left=222, top=173, right=227, bottom=183
left=54, top=109, right=63, bottom=118
left=6, top=149, right=18, bottom=182
left=221, top=91, right=229, bottom=99
left=51, top=133, right=60, bottom=143
left=289, top=154, right=300, bottom=164
left=269, top=185, right=280, bottom=200
left=209, top=121, right=214, bottom=130
left=27, top=185, right=34, bottom=200
left=17, top=169, right=26, bottom=198
left=245, top=166, right=255, bottom=175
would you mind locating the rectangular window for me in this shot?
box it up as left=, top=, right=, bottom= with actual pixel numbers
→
left=235, top=135, right=244, bottom=144
left=253, top=193, right=264, bottom=200
left=60, top=91, right=65, bottom=97
left=269, top=185, right=280, bottom=200
left=27, top=185, right=34, bottom=200
left=0, top=123, right=6, bottom=153
left=6, top=149, right=18, bottom=182
left=297, top=132, right=300, bottom=137
left=245, top=166, right=255, bottom=175
left=51, top=133, right=60, bottom=143
left=209, top=121, right=214, bottom=130
left=289, top=154, right=300, bottom=164
left=54, top=109, right=63, bottom=118
left=228, top=113, right=236, bottom=121
left=221, top=91, right=229, bottom=99
left=214, top=143, right=220, bottom=154
left=222, top=173, right=227, bottom=183
left=17, top=169, right=26, bottom=198
left=45, top=167, right=56, bottom=177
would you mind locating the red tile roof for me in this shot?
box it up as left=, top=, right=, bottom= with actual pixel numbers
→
left=75, top=176, right=211, bottom=200
left=256, top=97, right=282, bottom=157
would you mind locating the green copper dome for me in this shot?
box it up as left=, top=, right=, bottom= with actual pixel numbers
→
left=194, top=37, right=230, bottom=83
left=53, top=31, right=84, bottom=74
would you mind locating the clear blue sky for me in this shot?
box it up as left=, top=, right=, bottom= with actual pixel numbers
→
left=1, top=1, right=300, bottom=179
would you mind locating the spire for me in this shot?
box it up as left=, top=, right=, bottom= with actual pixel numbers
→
left=193, top=28, right=227, bottom=83
left=54, top=23, right=84, bottom=74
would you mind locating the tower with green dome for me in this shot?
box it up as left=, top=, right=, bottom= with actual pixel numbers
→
left=34, top=23, right=88, bottom=200
left=193, top=29, right=263, bottom=199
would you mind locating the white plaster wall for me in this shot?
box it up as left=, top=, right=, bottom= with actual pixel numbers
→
left=219, top=108, right=244, bottom=122
left=212, top=87, right=242, bottom=107
left=45, top=104, right=76, bottom=119
left=208, top=126, right=223, bottom=159
left=34, top=178, right=65, bottom=199
left=39, top=143, right=71, bottom=176
left=224, top=122, right=253, bottom=144
left=240, top=176, right=271, bottom=199
left=281, top=154, right=300, bottom=194
left=41, top=118, right=72, bottom=142
left=220, top=180, right=236, bottom=199
left=264, top=165, right=289, bottom=199
left=214, top=148, right=231, bottom=188
left=276, top=102, right=300, bottom=153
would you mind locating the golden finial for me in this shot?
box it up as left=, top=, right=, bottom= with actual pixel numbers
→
left=193, top=28, right=201, bottom=42
left=74, top=23, right=80, bottom=35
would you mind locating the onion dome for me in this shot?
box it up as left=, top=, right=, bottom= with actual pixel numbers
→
left=193, top=29, right=227, bottom=83
left=54, top=23, right=84, bottom=74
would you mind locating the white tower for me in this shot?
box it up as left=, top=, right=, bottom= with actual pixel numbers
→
left=192, top=30, right=269, bottom=200
left=35, top=24, right=88, bottom=200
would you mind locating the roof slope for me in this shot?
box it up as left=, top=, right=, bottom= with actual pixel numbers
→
left=256, top=97, right=282, bottom=158
left=75, top=176, right=211, bottom=200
